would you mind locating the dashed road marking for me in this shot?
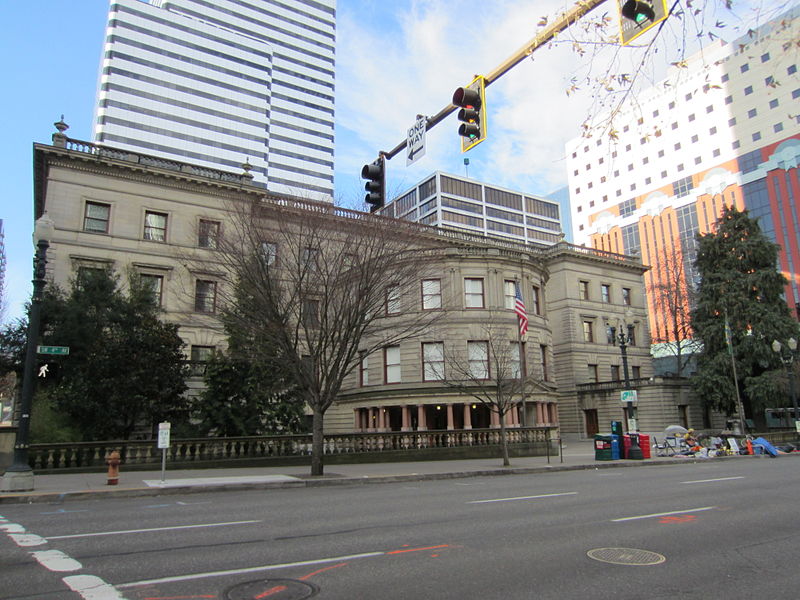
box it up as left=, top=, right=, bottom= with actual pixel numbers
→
left=47, top=520, right=262, bottom=540
left=467, top=491, right=577, bottom=504
left=612, top=506, right=716, bottom=522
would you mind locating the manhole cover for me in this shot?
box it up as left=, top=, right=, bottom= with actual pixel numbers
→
left=587, top=547, right=666, bottom=566
left=225, top=578, right=318, bottom=600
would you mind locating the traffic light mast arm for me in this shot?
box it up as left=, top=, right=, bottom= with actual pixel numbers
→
left=380, top=0, right=609, bottom=160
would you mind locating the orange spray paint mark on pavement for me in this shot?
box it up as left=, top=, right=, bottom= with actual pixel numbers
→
left=255, top=585, right=288, bottom=598
left=300, top=562, right=348, bottom=580
left=387, top=544, right=449, bottom=555
left=659, top=515, right=698, bottom=524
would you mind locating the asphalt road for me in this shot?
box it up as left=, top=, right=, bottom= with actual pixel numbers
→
left=2, top=458, right=799, bottom=599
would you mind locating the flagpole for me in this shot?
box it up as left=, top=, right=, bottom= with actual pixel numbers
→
left=725, top=310, right=747, bottom=434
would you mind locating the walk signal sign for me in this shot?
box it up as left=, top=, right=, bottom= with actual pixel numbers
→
left=452, top=75, right=487, bottom=153
left=619, top=0, right=668, bottom=45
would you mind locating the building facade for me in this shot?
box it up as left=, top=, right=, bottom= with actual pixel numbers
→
left=567, top=7, right=800, bottom=344
left=35, top=130, right=703, bottom=439
left=92, top=0, right=336, bottom=200
left=378, top=172, right=564, bottom=247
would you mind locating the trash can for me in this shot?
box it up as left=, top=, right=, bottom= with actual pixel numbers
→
left=638, top=434, right=651, bottom=459
left=594, top=434, right=613, bottom=461
left=610, top=434, right=621, bottom=460
left=622, top=434, right=631, bottom=459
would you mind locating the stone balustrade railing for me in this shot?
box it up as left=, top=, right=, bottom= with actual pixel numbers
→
left=27, top=427, right=557, bottom=473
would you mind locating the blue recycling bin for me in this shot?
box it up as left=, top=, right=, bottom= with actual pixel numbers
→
left=611, top=434, right=621, bottom=460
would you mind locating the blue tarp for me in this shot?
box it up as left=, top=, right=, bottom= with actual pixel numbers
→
left=753, top=437, right=779, bottom=457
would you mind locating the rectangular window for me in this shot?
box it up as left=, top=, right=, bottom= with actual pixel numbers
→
left=302, top=298, right=320, bottom=328
left=531, top=285, right=541, bottom=315
left=198, top=219, right=220, bottom=248
left=601, top=284, right=611, bottom=303
left=261, top=241, right=277, bottom=265
left=422, top=279, right=441, bottom=310
left=385, top=346, right=401, bottom=384
left=672, top=176, right=694, bottom=198
left=632, top=366, right=641, bottom=379
left=510, top=341, right=523, bottom=378
left=468, top=341, right=489, bottom=379
left=579, top=280, right=590, bottom=300
left=606, top=324, right=616, bottom=345
left=359, top=352, right=369, bottom=386
left=583, top=320, right=594, bottom=343
left=588, top=364, right=599, bottom=383
left=386, top=286, right=400, bottom=315
left=622, top=287, right=631, bottom=306
left=303, top=247, right=320, bottom=272
left=540, top=344, right=549, bottom=381
left=464, top=278, right=485, bottom=308
left=611, top=365, right=621, bottom=382
left=140, top=274, right=163, bottom=306
left=144, top=211, right=168, bottom=242
left=190, top=345, right=215, bottom=377
left=504, top=280, right=517, bottom=310
left=422, top=342, right=445, bottom=381
left=84, top=202, right=110, bottom=233
left=194, top=280, right=216, bottom=313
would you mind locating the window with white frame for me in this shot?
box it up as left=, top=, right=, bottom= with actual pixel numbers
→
left=190, top=345, right=215, bottom=377
left=504, top=280, right=517, bottom=309
left=601, top=284, right=611, bottom=303
left=510, top=341, right=524, bottom=378
left=144, top=211, right=168, bottom=242
left=464, top=278, right=485, bottom=308
left=384, top=345, right=401, bottom=383
left=140, top=273, right=163, bottom=306
left=261, top=241, right=277, bottom=266
left=583, top=320, right=594, bottom=343
left=84, top=201, right=110, bottom=233
left=198, top=219, right=220, bottom=248
left=386, top=285, right=400, bottom=315
left=302, top=247, right=319, bottom=272
left=468, top=341, right=489, bottom=379
left=422, top=342, right=445, bottom=381
left=421, top=279, right=441, bottom=310
left=531, top=285, right=541, bottom=315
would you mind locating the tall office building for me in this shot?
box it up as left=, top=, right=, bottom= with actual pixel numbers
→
left=92, top=0, right=336, bottom=200
left=566, top=7, right=800, bottom=344
left=379, top=172, right=564, bottom=247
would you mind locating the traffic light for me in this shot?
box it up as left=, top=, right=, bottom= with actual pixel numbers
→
left=618, top=0, right=668, bottom=46
left=621, top=0, right=655, bottom=24
left=361, top=155, right=385, bottom=212
left=452, top=75, right=487, bottom=152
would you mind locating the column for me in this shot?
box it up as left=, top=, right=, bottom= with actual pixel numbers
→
left=536, top=402, right=544, bottom=425
left=401, top=405, right=411, bottom=431
left=368, top=407, right=376, bottom=432
left=446, top=404, right=454, bottom=430
left=354, top=408, right=361, bottom=431
left=417, top=404, right=427, bottom=431
left=463, top=403, right=472, bottom=429
left=491, top=408, right=500, bottom=428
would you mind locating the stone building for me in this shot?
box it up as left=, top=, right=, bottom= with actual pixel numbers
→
left=33, top=128, right=700, bottom=439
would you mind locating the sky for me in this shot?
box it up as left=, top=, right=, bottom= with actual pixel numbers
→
left=0, top=0, right=787, bottom=324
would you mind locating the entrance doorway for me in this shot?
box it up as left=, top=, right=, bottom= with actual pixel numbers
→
left=585, top=409, right=599, bottom=436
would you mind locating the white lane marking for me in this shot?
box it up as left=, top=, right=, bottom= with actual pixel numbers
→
left=681, top=476, right=744, bottom=484
left=1, top=522, right=26, bottom=533
left=10, top=533, right=48, bottom=546
left=117, top=551, right=385, bottom=588
left=47, top=519, right=262, bottom=540
left=467, top=492, right=577, bottom=504
left=612, top=506, right=716, bottom=522
left=30, top=549, right=83, bottom=572
left=63, top=575, right=128, bottom=600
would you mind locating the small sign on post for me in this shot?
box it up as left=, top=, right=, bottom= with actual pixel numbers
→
left=620, top=389, right=638, bottom=405
left=406, top=115, right=427, bottom=166
left=157, top=422, right=171, bottom=482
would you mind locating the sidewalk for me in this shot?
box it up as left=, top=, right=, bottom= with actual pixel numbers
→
left=0, top=440, right=761, bottom=505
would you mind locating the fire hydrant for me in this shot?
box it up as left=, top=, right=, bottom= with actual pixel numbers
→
left=106, top=450, right=121, bottom=485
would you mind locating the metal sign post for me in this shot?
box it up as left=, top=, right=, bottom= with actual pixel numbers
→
left=157, top=422, right=171, bottom=482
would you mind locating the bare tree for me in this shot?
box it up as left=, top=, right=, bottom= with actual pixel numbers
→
left=441, top=318, right=547, bottom=466
left=647, top=240, right=699, bottom=376
left=206, top=196, right=442, bottom=475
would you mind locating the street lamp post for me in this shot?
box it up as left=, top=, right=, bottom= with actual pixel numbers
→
left=771, top=338, right=798, bottom=431
left=1, top=214, right=55, bottom=492
left=611, top=318, right=643, bottom=460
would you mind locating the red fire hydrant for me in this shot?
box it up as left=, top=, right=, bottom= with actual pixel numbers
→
left=106, top=450, right=121, bottom=485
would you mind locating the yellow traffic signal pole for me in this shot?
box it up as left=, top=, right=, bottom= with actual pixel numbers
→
left=379, top=0, right=611, bottom=161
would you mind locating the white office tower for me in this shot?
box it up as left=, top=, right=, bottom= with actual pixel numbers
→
left=92, top=0, right=336, bottom=200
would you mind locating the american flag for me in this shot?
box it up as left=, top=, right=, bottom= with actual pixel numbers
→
left=514, top=284, right=528, bottom=336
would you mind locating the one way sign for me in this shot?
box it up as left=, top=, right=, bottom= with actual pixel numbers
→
left=407, top=115, right=427, bottom=166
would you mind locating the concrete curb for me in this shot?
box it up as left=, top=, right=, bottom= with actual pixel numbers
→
left=2, top=453, right=778, bottom=505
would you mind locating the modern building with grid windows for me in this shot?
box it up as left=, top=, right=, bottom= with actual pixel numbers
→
left=92, top=0, right=336, bottom=200
left=566, top=7, right=800, bottom=347
left=378, top=172, right=565, bottom=247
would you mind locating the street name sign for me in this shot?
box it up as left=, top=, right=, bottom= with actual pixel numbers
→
left=37, top=345, right=70, bottom=356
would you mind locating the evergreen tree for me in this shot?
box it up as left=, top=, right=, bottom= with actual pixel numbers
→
left=691, top=205, right=799, bottom=422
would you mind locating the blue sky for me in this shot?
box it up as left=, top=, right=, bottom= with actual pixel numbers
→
left=0, top=0, right=784, bottom=324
